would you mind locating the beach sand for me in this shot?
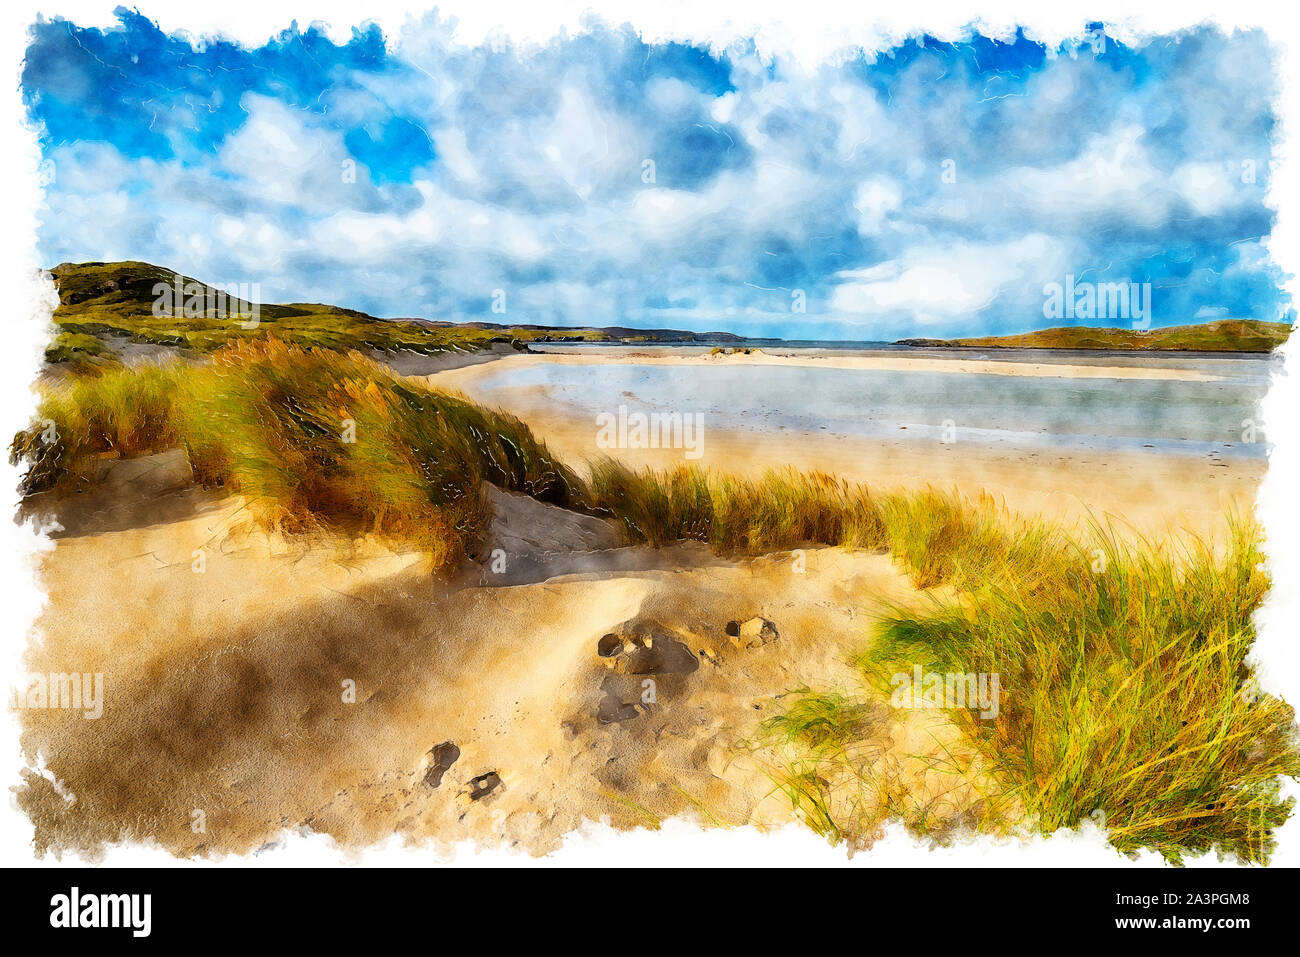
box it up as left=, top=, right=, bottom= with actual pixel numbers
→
left=17, top=451, right=1000, bottom=857
left=494, top=347, right=1237, bottom=381
left=15, top=347, right=1261, bottom=857
left=426, top=350, right=1265, bottom=543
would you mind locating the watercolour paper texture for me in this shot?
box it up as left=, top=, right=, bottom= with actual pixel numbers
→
left=3, top=1, right=1300, bottom=868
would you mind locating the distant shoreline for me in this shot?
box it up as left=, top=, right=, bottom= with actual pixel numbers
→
left=45, top=263, right=1290, bottom=371
left=423, top=349, right=1265, bottom=542
left=526, top=339, right=1282, bottom=364
left=494, top=345, right=1241, bottom=381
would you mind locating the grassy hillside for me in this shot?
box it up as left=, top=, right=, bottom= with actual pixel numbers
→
left=897, top=319, right=1291, bottom=353
left=44, top=261, right=738, bottom=368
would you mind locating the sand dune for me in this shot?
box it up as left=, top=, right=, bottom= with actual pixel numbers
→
left=18, top=455, right=999, bottom=857
left=16, top=344, right=1267, bottom=857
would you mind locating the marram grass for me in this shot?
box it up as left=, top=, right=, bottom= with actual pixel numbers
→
left=12, top=347, right=1299, bottom=862
left=864, top=514, right=1299, bottom=864
left=585, top=461, right=1300, bottom=863
left=13, top=339, right=581, bottom=566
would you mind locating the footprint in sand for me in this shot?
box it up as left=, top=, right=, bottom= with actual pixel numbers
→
left=468, top=772, right=502, bottom=800
left=597, top=626, right=700, bottom=677
left=422, top=741, right=461, bottom=789
left=595, top=625, right=699, bottom=723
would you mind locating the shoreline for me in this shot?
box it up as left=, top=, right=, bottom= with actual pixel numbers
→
left=424, top=351, right=1266, bottom=541
left=447, top=347, right=1236, bottom=382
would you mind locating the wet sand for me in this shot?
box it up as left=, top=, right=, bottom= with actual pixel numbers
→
left=426, top=351, right=1266, bottom=542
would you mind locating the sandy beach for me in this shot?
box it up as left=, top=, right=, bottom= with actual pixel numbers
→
left=426, top=349, right=1266, bottom=542
left=18, top=449, right=1000, bottom=857
left=481, top=347, right=1238, bottom=381
left=13, top=344, right=1273, bottom=858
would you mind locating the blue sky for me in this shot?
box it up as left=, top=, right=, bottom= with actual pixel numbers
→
left=22, top=10, right=1289, bottom=338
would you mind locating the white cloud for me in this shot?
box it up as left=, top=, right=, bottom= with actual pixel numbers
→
left=218, top=96, right=342, bottom=208
left=830, top=234, right=1066, bottom=322
left=30, top=21, right=1281, bottom=335
left=853, top=178, right=901, bottom=235
left=537, top=84, right=638, bottom=202
left=1171, top=162, right=1237, bottom=217
left=966, top=125, right=1248, bottom=226
left=432, top=127, right=483, bottom=189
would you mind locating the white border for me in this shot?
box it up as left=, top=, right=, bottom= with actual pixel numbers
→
left=2, top=0, right=1298, bottom=867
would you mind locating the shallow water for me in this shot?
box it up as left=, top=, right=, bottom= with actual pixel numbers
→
left=474, top=354, right=1277, bottom=459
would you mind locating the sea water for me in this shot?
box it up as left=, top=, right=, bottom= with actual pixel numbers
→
left=475, top=349, right=1277, bottom=459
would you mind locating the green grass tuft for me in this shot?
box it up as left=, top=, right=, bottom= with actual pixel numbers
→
left=865, top=513, right=1299, bottom=864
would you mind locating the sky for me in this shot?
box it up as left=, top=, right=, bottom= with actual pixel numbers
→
left=20, top=9, right=1290, bottom=339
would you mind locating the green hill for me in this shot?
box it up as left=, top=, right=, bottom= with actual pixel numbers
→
left=44, top=260, right=739, bottom=367
left=896, top=319, right=1291, bottom=353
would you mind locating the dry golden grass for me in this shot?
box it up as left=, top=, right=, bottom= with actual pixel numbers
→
left=586, top=461, right=1299, bottom=862
left=12, top=350, right=1298, bottom=862
left=14, top=339, right=581, bottom=566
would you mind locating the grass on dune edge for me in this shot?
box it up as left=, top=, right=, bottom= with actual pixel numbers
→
left=588, top=461, right=1299, bottom=863
left=12, top=340, right=1299, bottom=863
left=13, top=339, right=582, bottom=566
